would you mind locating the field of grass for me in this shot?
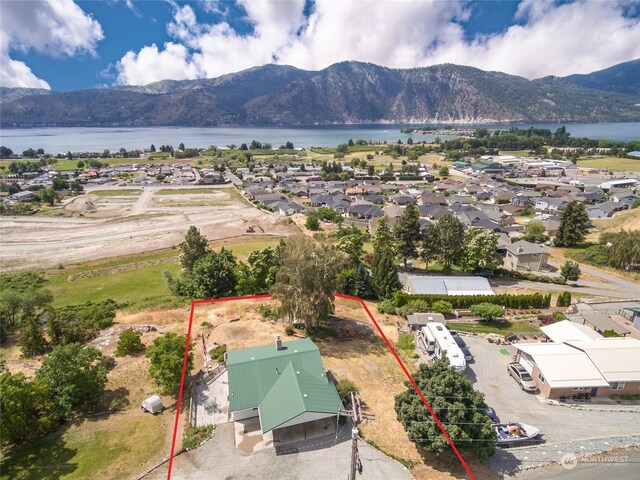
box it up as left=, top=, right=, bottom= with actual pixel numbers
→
left=52, top=158, right=144, bottom=171
left=155, top=188, right=217, bottom=195
left=0, top=414, right=166, bottom=480
left=577, top=156, right=640, bottom=172
left=89, top=189, right=141, bottom=197
left=446, top=320, right=540, bottom=336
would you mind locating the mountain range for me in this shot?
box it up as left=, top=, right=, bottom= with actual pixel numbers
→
left=1, top=60, right=639, bottom=127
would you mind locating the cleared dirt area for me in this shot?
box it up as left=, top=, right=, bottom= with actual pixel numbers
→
left=0, top=186, right=299, bottom=271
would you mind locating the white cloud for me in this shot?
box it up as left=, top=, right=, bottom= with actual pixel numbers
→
left=0, top=0, right=103, bottom=89
left=115, top=0, right=640, bottom=86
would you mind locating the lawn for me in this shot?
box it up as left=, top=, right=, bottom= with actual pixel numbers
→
left=577, top=156, right=640, bottom=172
left=45, top=236, right=284, bottom=307
left=0, top=414, right=167, bottom=480
left=446, top=320, right=540, bottom=336
left=89, top=189, right=141, bottom=197
left=52, top=158, right=144, bottom=171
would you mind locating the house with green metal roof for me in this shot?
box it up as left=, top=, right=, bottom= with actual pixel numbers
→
left=227, top=336, right=342, bottom=433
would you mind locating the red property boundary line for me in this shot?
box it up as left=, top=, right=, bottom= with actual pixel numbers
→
left=167, top=293, right=475, bottom=480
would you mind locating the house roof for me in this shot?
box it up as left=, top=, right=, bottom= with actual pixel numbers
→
left=566, top=338, right=640, bottom=382
left=405, top=275, right=494, bottom=296
left=505, top=240, right=549, bottom=256
left=227, top=338, right=336, bottom=415
left=407, top=312, right=445, bottom=326
left=258, top=362, right=341, bottom=433
left=580, top=314, right=630, bottom=336
left=515, top=343, right=610, bottom=388
left=541, top=320, right=602, bottom=343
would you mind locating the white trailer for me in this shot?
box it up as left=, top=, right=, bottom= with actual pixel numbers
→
left=420, top=322, right=467, bottom=371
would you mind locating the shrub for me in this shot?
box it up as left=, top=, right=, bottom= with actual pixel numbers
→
left=377, top=299, right=396, bottom=315
left=209, top=344, right=227, bottom=363
left=257, top=303, right=280, bottom=321
left=431, top=300, right=453, bottom=315
left=552, top=312, right=567, bottom=321
left=183, top=425, right=214, bottom=450
left=538, top=315, right=556, bottom=326
left=305, top=215, right=320, bottom=231
left=398, top=333, right=415, bottom=353
left=602, top=329, right=620, bottom=338
left=336, top=379, right=359, bottom=401
left=397, top=299, right=431, bottom=317
left=394, top=292, right=551, bottom=309
left=556, top=291, right=572, bottom=307
left=284, top=324, right=295, bottom=336
left=115, top=329, right=145, bottom=357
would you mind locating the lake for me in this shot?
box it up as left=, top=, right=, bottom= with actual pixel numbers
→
left=0, top=122, right=638, bottom=153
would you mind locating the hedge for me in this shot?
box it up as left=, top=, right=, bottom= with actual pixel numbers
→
left=494, top=268, right=567, bottom=285
left=394, top=292, right=551, bottom=309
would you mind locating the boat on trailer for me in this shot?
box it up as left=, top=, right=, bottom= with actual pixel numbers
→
left=493, top=422, right=540, bottom=446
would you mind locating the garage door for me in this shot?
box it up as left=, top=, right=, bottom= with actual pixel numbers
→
left=518, top=352, right=535, bottom=375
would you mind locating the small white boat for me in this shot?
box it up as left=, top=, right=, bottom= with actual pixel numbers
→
left=493, top=422, right=540, bottom=446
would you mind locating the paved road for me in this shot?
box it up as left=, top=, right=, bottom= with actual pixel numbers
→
left=462, top=336, right=640, bottom=476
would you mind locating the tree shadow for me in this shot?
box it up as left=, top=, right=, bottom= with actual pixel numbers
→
left=1, top=427, right=78, bottom=480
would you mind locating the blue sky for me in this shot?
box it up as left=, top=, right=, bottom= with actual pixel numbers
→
left=1, top=0, right=639, bottom=91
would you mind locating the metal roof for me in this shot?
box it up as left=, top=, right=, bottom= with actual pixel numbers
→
left=515, top=343, right=609, bottom=388
left=541, top=321, right=602, bottom=343
left=258, top=362, right=341, bottom=433
left=566, top=338, right=640, bottom=382
left=581, top=314, right=630, bottom=336
left=227, top=338, right=339, bottom=425
left=406, top=275, right=494, bottom=296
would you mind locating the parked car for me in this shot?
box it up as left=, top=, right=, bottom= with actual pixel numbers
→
left=452, top=333, right=473, bottom=361
left=507, top=362, right=538, bottom=392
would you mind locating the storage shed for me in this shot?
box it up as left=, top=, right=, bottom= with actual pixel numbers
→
left=141, top=395, right=163, bottom=414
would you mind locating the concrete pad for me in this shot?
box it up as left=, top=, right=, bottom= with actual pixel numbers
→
left=234, top=417, right=274, bottom=454
left=193, top=370, right=230, bottom=426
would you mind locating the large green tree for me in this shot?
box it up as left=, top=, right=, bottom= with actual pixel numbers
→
left=371, top=217, right=402, bottom=299
left=146, top=333, right=193, bottom=395
left=394, top=203, right=422, bottom=268
left=395, top=358, right=496, bottom=460
left=420, top=223, right=440, bottom=270
left=0, top=372, right=57, bottom=444
left=235, top=246, right=281, bottom=295
left=18, top=317, right=49, bottom=357
left=272, top=237, right=347, bottom=329
left=179, top=226, right=210, bottom=273
left=555, top=202, right=589, bottom=247
left=36, top=344, right=109, bottom=418
left=461, top=227, right=503, bottom=271
left=608, top=229, right=640, bottom=270
left=436, top=214, right=465, bottom=268
left=522, top=221, right=548, bottom=243
left=560, top=261, right=581, bottom=281
left=169, top=248, right=238, bottom=299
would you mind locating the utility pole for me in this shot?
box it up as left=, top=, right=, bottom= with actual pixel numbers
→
left=342, top=391, right=374, bottom=480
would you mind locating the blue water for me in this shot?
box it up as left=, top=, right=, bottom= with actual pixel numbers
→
left=0, top=123, right=637, bottom=153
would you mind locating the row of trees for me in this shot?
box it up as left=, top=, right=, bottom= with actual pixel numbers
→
left=391, top=204, right=503, bottom=272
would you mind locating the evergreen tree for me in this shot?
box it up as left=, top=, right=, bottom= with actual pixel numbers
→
left=179, top=226, right=210, bottom=273
left=420, top=222, right=440, bottom=269
left=555, top=202, right=589, bottom=247
left=371, top=217, right=402, bottom=299
left=395, top=358, right=496, bottom=460
left=560, top=261, right=581, bottom=281
left=18, top=317, right=49, bottom=357
left=436, top=214, right=465, bottom=268
left=394, top=203, right=422, bottom=268
left=351, top=263, right=375, bottom=299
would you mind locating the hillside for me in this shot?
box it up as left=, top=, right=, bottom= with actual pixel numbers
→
left=562, top=59, right=640, bottom=97
left=1, top=61, right=639, bottom=127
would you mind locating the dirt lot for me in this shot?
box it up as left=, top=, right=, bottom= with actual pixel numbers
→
left=0, top=186, right=298, bottom=271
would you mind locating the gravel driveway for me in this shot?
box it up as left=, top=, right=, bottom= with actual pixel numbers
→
left=462, top=335, right=640, bottom=476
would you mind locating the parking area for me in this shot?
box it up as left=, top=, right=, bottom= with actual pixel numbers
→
left=149, top=422, right=414, bottom=480
left=463, top=335, right=640, bottom=475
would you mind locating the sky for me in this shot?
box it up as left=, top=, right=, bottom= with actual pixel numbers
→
left=1, top=0, right=639, bottom=91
